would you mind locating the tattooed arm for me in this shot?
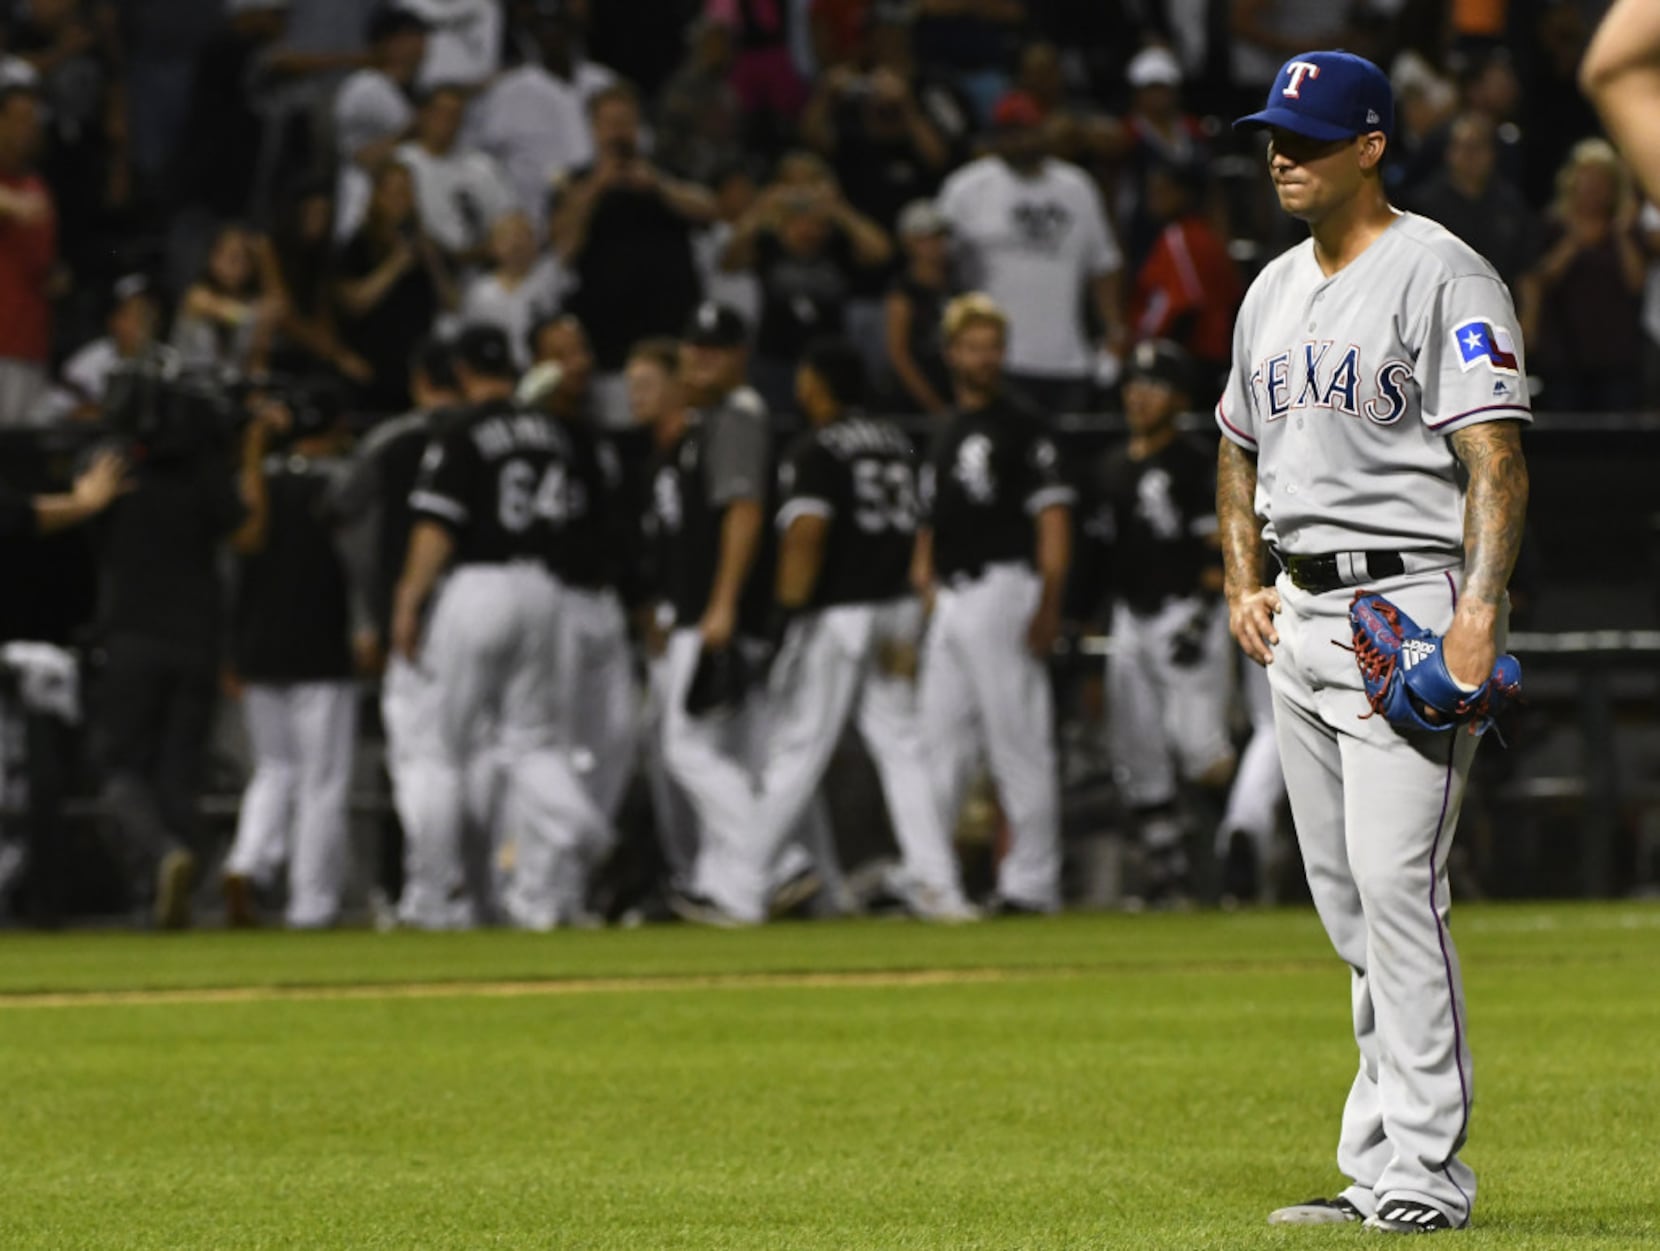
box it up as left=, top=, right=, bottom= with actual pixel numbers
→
left=1218, top=437, right=1280, bottom=666
left=1443, top=420, right=1529, bottom=684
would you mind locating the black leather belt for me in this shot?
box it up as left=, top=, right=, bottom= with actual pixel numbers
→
left=1274, top=548, right=1405, bottom=595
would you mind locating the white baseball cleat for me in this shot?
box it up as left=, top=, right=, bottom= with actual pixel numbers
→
left=1268, top=1197, right=1365, bottom=1226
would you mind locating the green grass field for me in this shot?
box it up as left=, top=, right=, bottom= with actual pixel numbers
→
left=0, top=904, right=1655, bottom=1250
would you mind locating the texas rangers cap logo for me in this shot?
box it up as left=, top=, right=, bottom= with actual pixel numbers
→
left=1282, top=61, right=1320, bottom=98
left=1451, top=318, right=1519, bottom=375
left=1235, top=50, right=1394, bottom=142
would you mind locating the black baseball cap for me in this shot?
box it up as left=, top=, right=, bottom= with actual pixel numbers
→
left=367, top=4, right=429, bottom=42
left=452, top=325, right=516, bottom=379
left=683, top=301, right=748, bottom=349
left=1125, top=339, right=1194, bottom=393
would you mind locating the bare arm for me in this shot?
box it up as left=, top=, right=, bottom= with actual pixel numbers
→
left=229, top=408, right=287, bottom=554
left=1218, top=438, right=1279, bottom=665
left=1583, top=0, right=1660, bottom=204
left=654, top=170, right=719, bottom=225
left=884, top=291, right=947, bottom=414
left=391, top=520, right=456, bottom=660
left=336, top=244, right=416, bottom=316
left=1027, top=505, right=1071, bottom=657
left=1091, top=270, right=1128, bottom=353
left=910, top=526, right=935, bottom=608
left=832, top=198, right=894, bottom=268
left=32, top=450, right=129, bottom=534
left=700, top=498, right=764, bottom=646
left=775, top=514, right=830, bottom=609
left=1442, top=421, right=1529, bottom=682
left=549, top=169, right=611, bottom=263
left=721, top=192, right=778, bottom=272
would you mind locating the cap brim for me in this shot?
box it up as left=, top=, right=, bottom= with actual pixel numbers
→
left=1233, top=106, right=1358, bottom=142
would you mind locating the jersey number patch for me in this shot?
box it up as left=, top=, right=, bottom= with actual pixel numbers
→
left=498, top=458, right=583, bottom=533
left=852, top=459, right=918, bottom=534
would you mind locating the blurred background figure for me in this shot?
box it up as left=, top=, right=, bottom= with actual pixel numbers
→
left=332, top=6, right=428, bottom=244
left=461, top=212, right=567, bottom=369
left=882, top=197, right=957, bottom=415
left=222, top=388, right=358, bottom=930
left=394, top=84, right=518, bottom=271
left=48, top=274, right=159, bottom=423
left=335, top=161, right=457, bottom=414
left=169, top=222, right=280, bottom=373
left=402, top=0, right=503, bottom=90
left=0, top=84, right=55, bottom=425
left=1519, top=138, right=1645, bottom=413
left=655, top=14, right=744, bottom=186
left=263, top=178, right=373, bottom=385
left=1407, top=112, right=1539, bottom=296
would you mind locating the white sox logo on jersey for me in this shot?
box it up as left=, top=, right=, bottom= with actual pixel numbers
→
left=1136, top=468, right=1182, bottom=542
left=953, top=434, right=996, bottom=504
left=1250, top=341, right=1412, bottom=426
left=1401, top=638, right=1436, bottom=671
left=1282, top=61, right=1321, bottom=97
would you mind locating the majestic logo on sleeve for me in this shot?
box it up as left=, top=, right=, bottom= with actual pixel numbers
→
left=1451, top=319, right=1520, bottom=375
left=1282, top=61, right=1321, bottom=97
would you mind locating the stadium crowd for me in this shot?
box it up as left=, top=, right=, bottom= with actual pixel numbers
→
left=0, top=0, right=1642, bottom=930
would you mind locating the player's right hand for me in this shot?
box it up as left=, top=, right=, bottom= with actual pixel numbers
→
left=1228, top=585, right=1281, bottom=667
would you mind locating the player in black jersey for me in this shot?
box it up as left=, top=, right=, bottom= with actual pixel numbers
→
left=651, top=301, right=828, bottom=926
left=913, top=293, right=1076, bottom=915
left=390, top=326, right=607, bottom=929
left=1088, top=339, right=1234, bottom=905
left=752, top=338, right=974, bottom=920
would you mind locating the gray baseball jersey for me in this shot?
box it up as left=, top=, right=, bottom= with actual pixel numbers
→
left=1216, top=211, right=1532, bottom=556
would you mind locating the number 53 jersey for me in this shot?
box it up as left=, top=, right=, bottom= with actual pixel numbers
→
left=410, top=399, right=599, bottom=567
left=1214, top=211, right=1532, bottom=559
left=776, top=415, right=922, bottom=609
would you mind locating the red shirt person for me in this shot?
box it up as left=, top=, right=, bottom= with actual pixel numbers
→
left=1130, top=161, right=1240, bottom=387
left=0, top=85, right=56, bottom=425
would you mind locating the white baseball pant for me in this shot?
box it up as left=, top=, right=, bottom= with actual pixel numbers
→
left=396, top=565, right=608, bottom=930
left=659, top=626, right=813, bottom=922
left=1268, top=567, right=1496, bottom=1225
left=226, top=681, right=358, bottom=927
left=643, top=650, right=699, bottom=886
left=919, top=562, right=1061, bottom=911
left=553, top=584, right=638, bottom=822
left=1217, top=659, right=1286, bottom=861
left=754, top=598, right=968, bottom=919
left=1105, top=595, right=1235, bottom=809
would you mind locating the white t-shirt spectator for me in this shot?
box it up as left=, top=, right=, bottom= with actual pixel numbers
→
left=333, top=68, right=415, bottom=240
left=32, top=336, right=122, bottom=421
left=395, top=140, right=517, bottom=257
left=461, top=257, right=568, bottom=368
left=401, top=0, right=503, bottom=88
left=468, top=60, right=615, bottom=223
left=938, top=155, right=1123, bottom=379
left=693, top=222, right=762, bottom=338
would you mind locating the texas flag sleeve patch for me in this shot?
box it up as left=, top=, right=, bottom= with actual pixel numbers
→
left=1452, top=318, right=1520, bottom=374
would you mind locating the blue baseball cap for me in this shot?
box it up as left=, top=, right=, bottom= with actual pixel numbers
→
left=1235, top=51, right=1393, bottom=142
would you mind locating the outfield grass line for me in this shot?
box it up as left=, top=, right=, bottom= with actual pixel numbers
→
left=0, top=958, right=1362, bottom=1009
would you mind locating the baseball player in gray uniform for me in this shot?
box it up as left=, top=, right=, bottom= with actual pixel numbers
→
left=1218, top=53, right=1530, bottom=1233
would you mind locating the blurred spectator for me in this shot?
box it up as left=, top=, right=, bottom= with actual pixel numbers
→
left=707, top=0, right=809, bottom=146
left=882, top=197, right=956, bottom=414
left=552, top=81, right=714, bottom=426
left=401, top=0, right=503, bottom=89
left=332, top=7, right=428, bottom=243
left=1409, top=113, right=1538, bottom=294
left=469, top=0, right=617, bottom=223
left=911, top=0, right=1024, bottom=121
left=656, top=15, right=745, bottom=184
left=119, top=0, right=220, bottom=199
left=174, top=0, right=291, bottom=220
left=807, top=0, right=867, bottom=70
left=170, top=223, right=280, bottom=373
left=1228, top=0, right=1350, bottom=117
left=1399, top=49, right=1527, bottom=198
left=938, top=91, right=1125, bottom=414
left=395, top=84, right=518, bottom=268
left=1023, top=0, right=1145, bottom=107
left=1520, top=139, right=1645, bottom=413
left=866, top=12, right=971, bottom=158
left=336, top=160, right=457, bottom=414
left=1108, top=46, right=1210, bottom=272
left=719, top=156, right=891, bottom=413
left=49, top=274, right=159, bottom=422
left=1521, top=1, right=1603, bottom=210
left=1129, top=162, right=1241, bottom=392
left=692, top=163, right=763, bottom=331
left=1388, top=10, right=1460, bottom=187
left=223, top=395, right=357, bottom=930
left=9, top=0, right=131, bottom=268
left=0, top=85, right=55, bottom=425
left=462, top=211, right=566, bottom=368
left=265, top=179, right=373, bottom=384
left=801, top=59, right=949, bottom=232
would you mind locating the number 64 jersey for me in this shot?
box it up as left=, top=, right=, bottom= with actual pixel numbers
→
left=410, top=398, right=601, bottom=568
left=776, top=414, right=921, bottom=608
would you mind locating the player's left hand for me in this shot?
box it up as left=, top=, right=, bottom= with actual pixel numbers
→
left=1026, top=601, right=1062, bottom=658
left=700, top=599, right=737, bottom=650
left=391, top=598, right=423, bottom=662
left=1441, top=612, right=1498, bottom=689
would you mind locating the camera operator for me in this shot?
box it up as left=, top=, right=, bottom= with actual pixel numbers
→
left=221, top=387, right=359, bottom=930
left=92, top=372, right=279, bottom=929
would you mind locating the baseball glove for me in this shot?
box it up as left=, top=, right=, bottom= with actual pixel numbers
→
left=684, top=644, right=750, bottom=718
left=1345, top=591, right=1520, bottom=736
